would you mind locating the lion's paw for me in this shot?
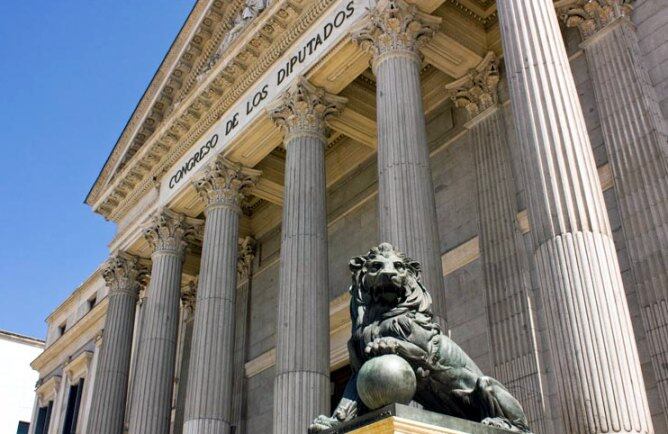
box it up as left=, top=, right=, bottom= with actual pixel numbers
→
left=364, top=337, right=400, bottom=356
left=308, top=415, right=340, bottom=433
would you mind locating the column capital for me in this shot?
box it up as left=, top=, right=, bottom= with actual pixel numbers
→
left=268, top=76, right=346, bottom=142
left=143, top=208, right=202, bottom=256
left=557, top=0, right=632, bottom=41
left=102, top=252, right=148, bottom=297
left=445, top=52, right=500, bottom=123
left=351, top=0, right=440, bottom=71
left=194, top=156, right=261, bottom=211
left=237, top=236, right=257, bottom=281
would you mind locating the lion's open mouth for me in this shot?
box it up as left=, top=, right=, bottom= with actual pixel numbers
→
left=370, top=275, right=406, bottom=304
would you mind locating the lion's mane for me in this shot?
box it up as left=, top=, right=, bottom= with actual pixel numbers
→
left=347, top=244, right=440, bottom=369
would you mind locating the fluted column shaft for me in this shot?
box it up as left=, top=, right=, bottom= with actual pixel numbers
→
left=87, top=254, right=146, bottom=434
left=352, top=0, right=446, bottom=325
left=497, top=1, right=653, bottom=432
left=230, top=238, right=256, bottom=434
left=473, top=108, right=546, bottom=432
left=129, top=210, right=194, bottom=434
left=268, top=77, right=346, bottom=434
left=560, top=2, right=668, bottom=419
left=446, top=53, right=547, bottom=431
left=173, top=284, right=196, bottom=434
left=184, top=158, right=260, bottom=434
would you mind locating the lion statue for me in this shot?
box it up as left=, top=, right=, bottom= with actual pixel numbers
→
left=309, top=243, right=532, bottom=433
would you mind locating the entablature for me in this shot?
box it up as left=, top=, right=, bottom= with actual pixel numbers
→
left=88, top=0, right=504, bottom=247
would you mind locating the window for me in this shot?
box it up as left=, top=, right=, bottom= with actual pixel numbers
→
left=34, top=400, right=52, bottom=434
left=16, top=421, right=29, bottom=434
left=62, top=378, right=85, bottom=434
left=87, top=296, right=97, bottom=311
left=58, top=323, right=66, bottom=337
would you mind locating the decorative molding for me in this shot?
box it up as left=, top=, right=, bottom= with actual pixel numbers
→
left=351, top=0, right=441, bottom=70
left=102, top=252, right=149, bottom=297
left=181, top=279, right=198, bottom=316
left=557, top=0, right=632, bottom=40
left=32, top=299, right=108, bottom=375
left=143, top=208, right=202, bottom=255
left=36, top=375, right=61, bottom=405
left=197, top=0, right=272, bottom=81
left=64, top=351, right=93, bottom=382
left=445, top=51, right=499, bottom=119
left=93, top=0, right=330, bottom=222
left=194, top=156, right=262, bottom=210
left=268, top=76, right=347, bottom=142
left=237, top=236, right=257, bottom=280
left=87, top=0, right=237, bottom=205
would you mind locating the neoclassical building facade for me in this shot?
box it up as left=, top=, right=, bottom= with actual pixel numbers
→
left=29, top=0, right=668, bottom=433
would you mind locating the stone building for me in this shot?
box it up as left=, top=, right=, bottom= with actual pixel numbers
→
left=29, top=0, right=668, bottom=433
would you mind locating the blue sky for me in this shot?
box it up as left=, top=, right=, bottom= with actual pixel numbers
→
left=0, top=1, right=195, bottom=339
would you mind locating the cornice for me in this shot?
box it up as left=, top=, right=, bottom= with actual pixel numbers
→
left=95, top=0, right=337, bottom=223
left=445, top=0, right=497, bottom=29
left=87, top=0, right=238, bottom=207
left=32, top=298, right=108, bottom=375
left=45, top=267, right=104, bottom=325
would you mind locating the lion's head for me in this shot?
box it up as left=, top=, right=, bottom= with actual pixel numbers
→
left=348, top=243, right=434, bottom=327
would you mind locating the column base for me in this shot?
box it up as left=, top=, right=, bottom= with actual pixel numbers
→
left=320, top=404, right=518, bottom=433
left=183, top=418, right=231, bottom=434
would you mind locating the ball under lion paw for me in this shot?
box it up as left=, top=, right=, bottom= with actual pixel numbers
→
left=356, top=354, right=417, bottom=410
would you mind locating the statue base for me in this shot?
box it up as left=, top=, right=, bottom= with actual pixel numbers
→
left=321, top=404, right=517, bottom=434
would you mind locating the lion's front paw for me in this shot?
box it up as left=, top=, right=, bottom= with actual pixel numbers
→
left=308, top=415, right=340, bottom=433
left=364, top=337, right=400, bottom=356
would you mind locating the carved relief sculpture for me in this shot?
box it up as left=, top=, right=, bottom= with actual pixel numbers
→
left=310, top=243, right=532, bottom=433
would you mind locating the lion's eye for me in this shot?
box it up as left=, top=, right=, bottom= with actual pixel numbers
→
left=394, top=262, right=404, bottom=270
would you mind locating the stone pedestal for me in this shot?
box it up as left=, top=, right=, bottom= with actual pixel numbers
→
left=322, top=404, right=516, bottom=434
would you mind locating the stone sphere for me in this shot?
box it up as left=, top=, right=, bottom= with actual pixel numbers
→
left=356, top=354, right=417, bottom=410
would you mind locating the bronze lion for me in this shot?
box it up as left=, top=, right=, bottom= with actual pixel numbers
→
left=310, top=243, right=532, bottom=433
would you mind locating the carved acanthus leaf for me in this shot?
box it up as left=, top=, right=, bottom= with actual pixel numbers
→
left=194, top=156, right=262, bottom=210
left=181, top=279, right=198, bottom=315
left=351, top=0, right=441, bottom=67
left=102, top=252, right=149, bottom=296
left=237, top=236, right=257, bottom=280
left=267, top=77, right=347, bottom=141
left=445, top=52, right=500, bottom=119
left=558, top=0, right=632, bottom=40
left=143, top=208, right=202, bottom=255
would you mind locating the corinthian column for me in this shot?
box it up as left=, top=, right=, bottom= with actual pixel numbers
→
left=351, top=0, right=446, bottom=325
left=183, top=157, right=260, bottom=434
left=87, top=253, right=147, bottom=434
left=446, top=52, right=547, bottom=433
left=497, top=0, right=653, bottom=432
left=268, top=77, right=346, bottom=434
left=129, top=209, right=198, bottom=434
left=558, top=1, right=668, bottom=421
